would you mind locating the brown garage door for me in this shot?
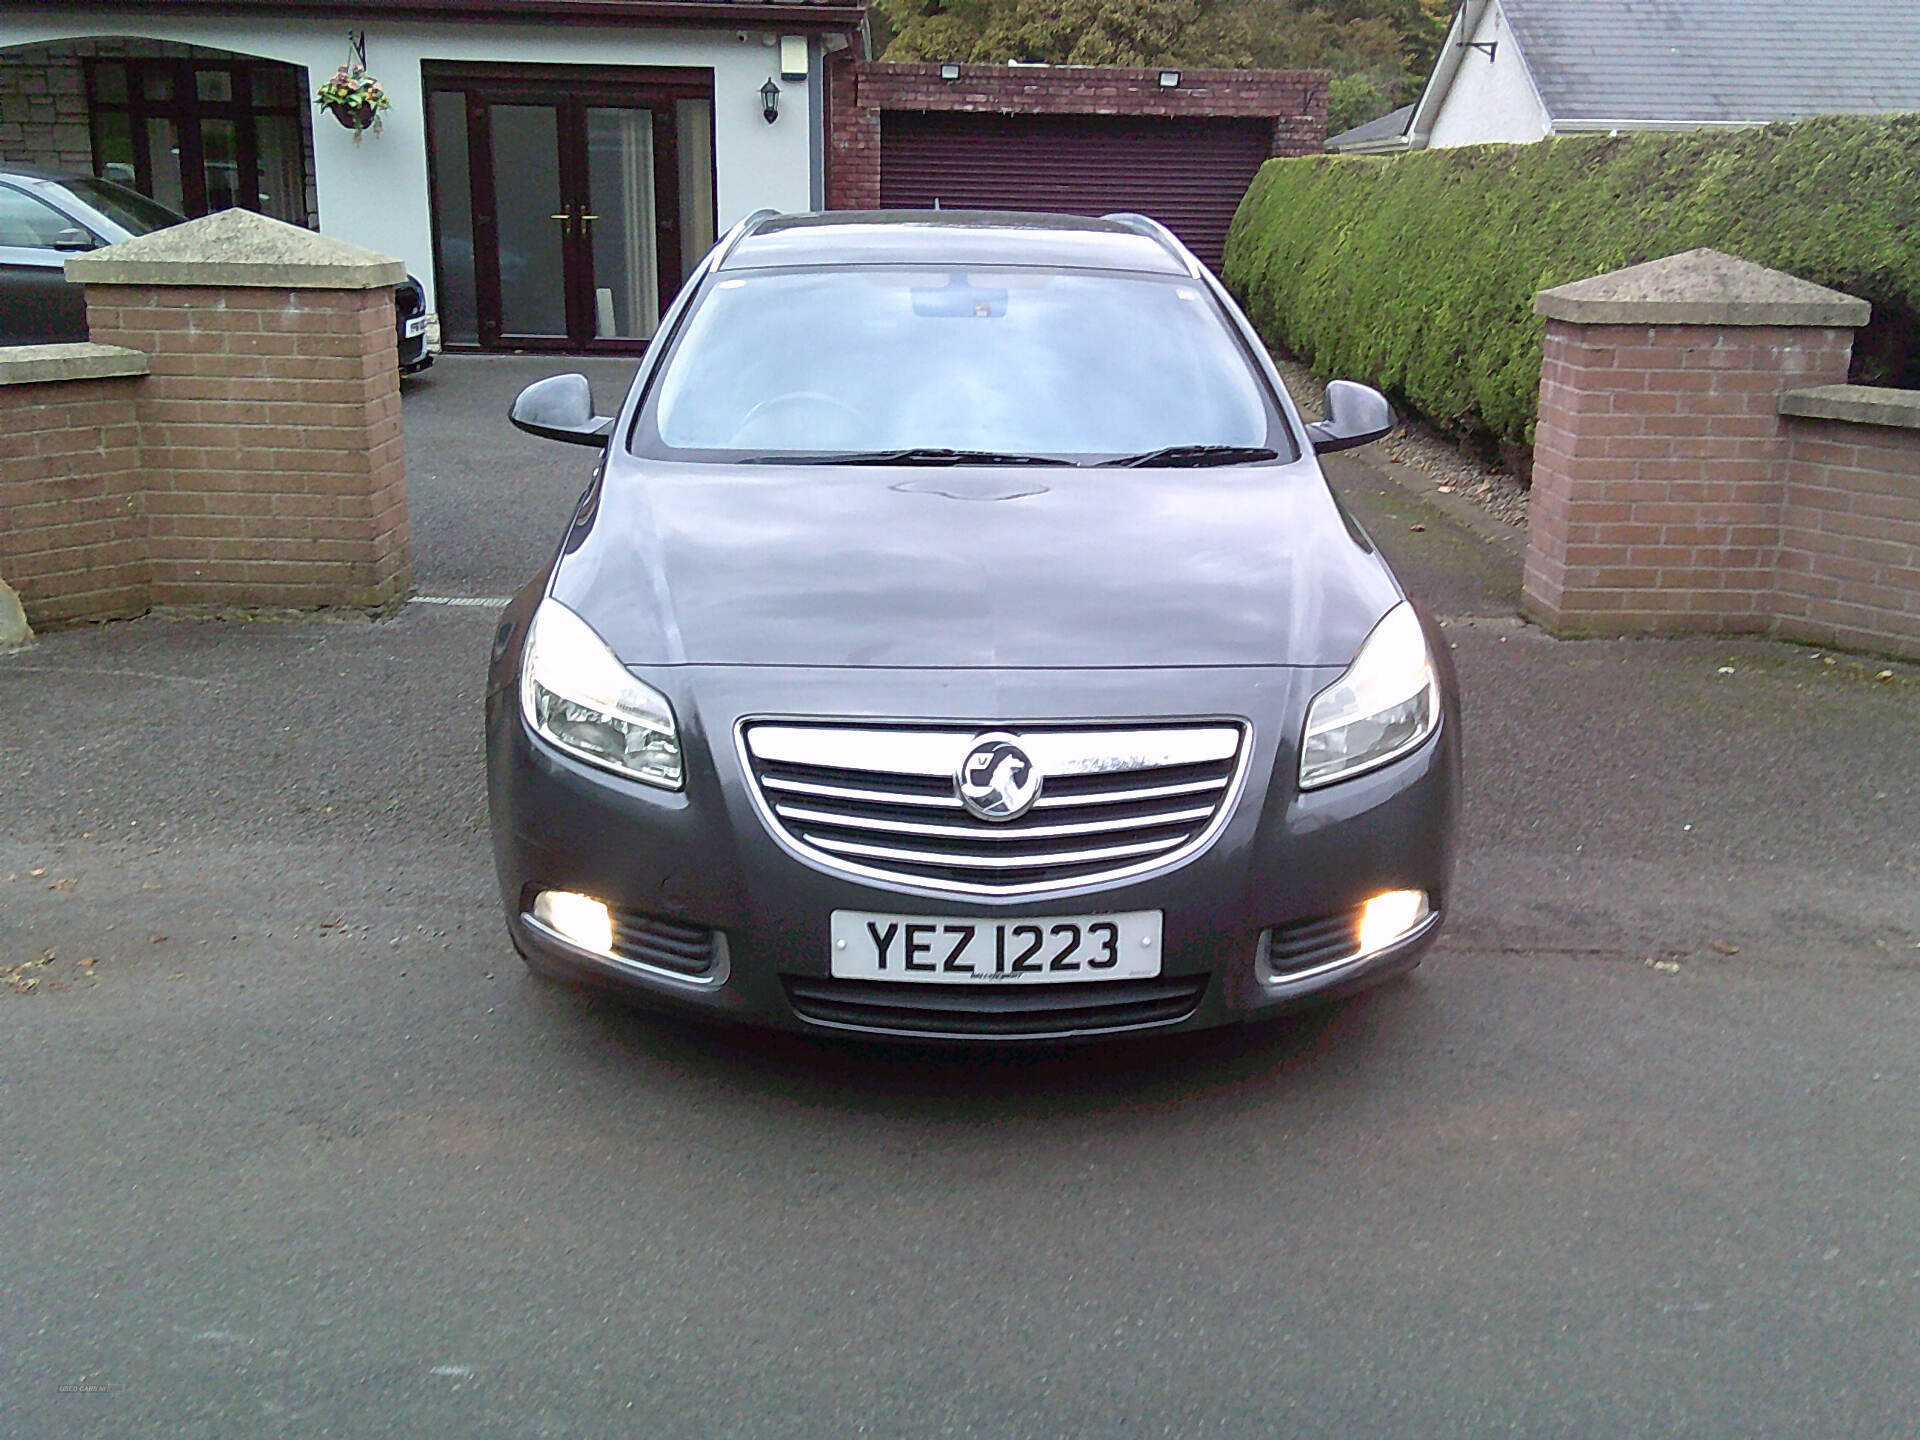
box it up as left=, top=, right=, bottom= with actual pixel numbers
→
left=878, top=111, right=1273, bottom=270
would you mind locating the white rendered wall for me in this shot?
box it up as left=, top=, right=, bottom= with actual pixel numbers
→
left=0, top=15, right=817, bottom=312
left=1427, top=0, right=1552, bottom=148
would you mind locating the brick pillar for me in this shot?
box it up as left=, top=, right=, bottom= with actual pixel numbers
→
left=825, top=54, right=879, bottom=211
left=67, top=208, right=410, bottom=612
left=1523, top=249, right=1866, bottom=636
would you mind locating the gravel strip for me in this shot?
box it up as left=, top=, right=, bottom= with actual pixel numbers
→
left=1269, top=350, right=1531, bottom=531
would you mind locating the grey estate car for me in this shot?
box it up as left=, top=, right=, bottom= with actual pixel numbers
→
left=486, top=209, right=1459, bottom=1042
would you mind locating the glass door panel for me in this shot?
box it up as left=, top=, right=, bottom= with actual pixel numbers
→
left=200, top=118, right=240, bottom=211
left=675, top=98, right=715, bottom=276
left=145, top=118, right=185, bottom=213
left=428, top=90, right=479, bottom=347
left=491, top=104, right=568, bottom=339
left=254, top=114, right=305, bottom=224
left=585, top=106, right=658, bottom=341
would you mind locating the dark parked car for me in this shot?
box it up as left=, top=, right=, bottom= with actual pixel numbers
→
left=488, top=209, right=1459, bottom=1043
left=0, top=166, right=432, bottom=373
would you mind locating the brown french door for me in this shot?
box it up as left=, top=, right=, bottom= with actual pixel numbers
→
left=426, top=67, right=715, bottom=353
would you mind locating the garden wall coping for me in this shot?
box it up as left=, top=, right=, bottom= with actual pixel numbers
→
left=1536, top=248, right=1871, bottom=328
left=0, top=342, right=149, bottom=385
left=1778, top=384, right=1920, bottom=430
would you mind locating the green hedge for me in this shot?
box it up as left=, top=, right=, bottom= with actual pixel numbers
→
left=1221, top=115, right=1920, bottom=449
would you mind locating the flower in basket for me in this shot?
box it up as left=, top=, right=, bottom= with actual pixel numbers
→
left=315, top=65, right=392, bottom=137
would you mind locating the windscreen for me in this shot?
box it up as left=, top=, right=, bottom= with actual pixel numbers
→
left=639, top=266, right=1284, bottom=461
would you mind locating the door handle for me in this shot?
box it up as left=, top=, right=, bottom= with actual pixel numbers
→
left=579, top=213, right=599, bottom=223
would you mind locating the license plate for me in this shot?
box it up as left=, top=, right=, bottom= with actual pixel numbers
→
left=830, top=909, right=1162, bottom=984
left=403, top=315, right=428, bottom=338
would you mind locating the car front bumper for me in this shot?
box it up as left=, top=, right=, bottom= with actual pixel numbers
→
left=486, top=644, right=1459, bottom=1042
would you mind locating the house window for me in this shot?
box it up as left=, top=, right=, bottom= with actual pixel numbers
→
left=85, top=58, right=311, bottom=225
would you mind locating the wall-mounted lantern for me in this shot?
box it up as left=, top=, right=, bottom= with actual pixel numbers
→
left=760, top=77, right=780, bottom=124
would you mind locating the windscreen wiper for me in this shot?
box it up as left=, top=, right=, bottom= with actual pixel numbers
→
left=747, top=447, right=1069, bottom=467
left=1098, top=444, right=1281, bottom=468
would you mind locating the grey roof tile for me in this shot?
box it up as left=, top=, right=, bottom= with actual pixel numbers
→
left=1503, top=0, right=1920, bottom=124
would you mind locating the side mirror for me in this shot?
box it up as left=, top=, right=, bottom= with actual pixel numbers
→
left=510, top=373, right=615, bottom=447
left=52, top=227, right=97, bottom=253
left=1304, top=380, right=1395, bottom=454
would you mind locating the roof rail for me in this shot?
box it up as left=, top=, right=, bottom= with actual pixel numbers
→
left=1100, top=212, right=1203, bottom=278
left=711, top=208, right=781, bottom=270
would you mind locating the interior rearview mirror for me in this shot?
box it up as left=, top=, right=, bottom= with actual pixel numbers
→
left=1305, top=380, right=1395, bottom=454
left=510, top=373, right=615, bottom=447
left=52, top=227, right=97, bottom=253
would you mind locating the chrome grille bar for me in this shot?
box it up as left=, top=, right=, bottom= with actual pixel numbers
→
left=759, top=775, right=967, bottom=809
left=804, top=831, right=1187, bottom=871
left=1031, top=777, right=1228, bottom=809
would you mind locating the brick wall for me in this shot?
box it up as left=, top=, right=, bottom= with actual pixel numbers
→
left=826, top=60, right=1327, bottom=211
left=0, top=372, right=148, bottom=624
left=1523, top=252, right=1920, bottom=660
left=82, top=284, right=408, bottom=611
left=1526, top=320, right=1853, bottom=634
left=1775, top=416, right=1920, bottom=655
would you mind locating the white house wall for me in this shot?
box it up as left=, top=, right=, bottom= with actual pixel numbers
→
left=0, top=14, right=818, bottom=313
left=1426, top=0, right=1551, bottom=148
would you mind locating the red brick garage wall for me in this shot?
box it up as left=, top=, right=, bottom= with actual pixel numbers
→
left=826, top=61, right=1327, bottom=213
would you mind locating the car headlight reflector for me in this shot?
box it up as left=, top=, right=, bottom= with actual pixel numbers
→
left=520, top=599, right=683, bottom=788
left=1299, top=602, right=1440, bottom=789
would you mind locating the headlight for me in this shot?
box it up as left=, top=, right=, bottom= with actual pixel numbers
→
left=519, top=598, right=683, bottom=789
left=1299, top=602, right=1440, bottom=789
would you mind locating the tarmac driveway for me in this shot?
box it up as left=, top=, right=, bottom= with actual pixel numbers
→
left=2, top=357, right=1917, bottom=1438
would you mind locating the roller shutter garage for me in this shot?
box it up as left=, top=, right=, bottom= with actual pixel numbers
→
left=878, top=111, right=1273, bottom=269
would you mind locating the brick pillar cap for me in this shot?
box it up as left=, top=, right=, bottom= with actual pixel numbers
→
left=65, top=208, right=406, bottom=290
left=1536, top=248, right=1869, bottom=328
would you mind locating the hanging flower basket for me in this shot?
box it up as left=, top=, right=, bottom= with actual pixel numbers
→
left=327, top=101, right=379, bottom=133
left=316, top=66, right=390, bottom=139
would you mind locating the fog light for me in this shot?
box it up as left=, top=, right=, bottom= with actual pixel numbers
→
left=533, top=890, right=614, bottom=955
left=1357, top=889, right=1429, bottom=955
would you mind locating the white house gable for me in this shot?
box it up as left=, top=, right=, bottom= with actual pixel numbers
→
left=1425, top=0, right=1550, bottom=148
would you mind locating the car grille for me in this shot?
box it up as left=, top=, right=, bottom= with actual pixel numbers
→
left=783, top=974, right=1210, bottom=1038
left=1258, top=910, right=1364, bottom=978
left=394, top=276, right=425, bottom=320
left=739, top=722, right=1248, bottom=896
left=612, top=910, right=723, bottom=978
